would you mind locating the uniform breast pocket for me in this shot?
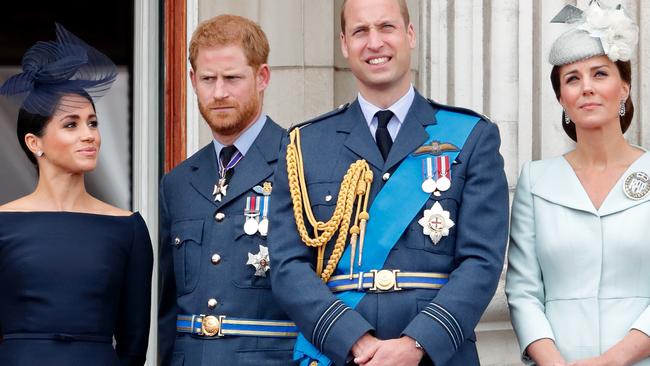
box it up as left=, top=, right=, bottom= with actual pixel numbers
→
left=407, top=198, right=459, bottom=256
left=306, top=181, right=339, bottom=222
left=233, top=214, right=272, bottom=289
left=170, top=219, right=204, bottom=295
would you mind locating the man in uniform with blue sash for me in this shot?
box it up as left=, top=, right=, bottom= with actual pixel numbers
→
left=268, top=0, right=509, bottom=365
left=158, top=15, right=298, bottom=365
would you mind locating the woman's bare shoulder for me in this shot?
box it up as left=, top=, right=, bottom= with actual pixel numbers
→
left=91, top=198, right=133, bottom=217
left=0, top=196, right=37, bottom=212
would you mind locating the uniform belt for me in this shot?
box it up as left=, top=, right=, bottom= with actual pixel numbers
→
left=327, top=270, right=449, bottom=293
left=2, top=333, right=112, bottom=343
left=176, top=314, right=298, bottom=338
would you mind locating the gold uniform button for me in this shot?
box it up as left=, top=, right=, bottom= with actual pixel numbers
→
left=211, top=254, right=221, bottom=265
left=207, top=298, right=218, bottom=309
left=215, top=212, right=226, bottom=221
left=382, top=173, right=390, bottom=181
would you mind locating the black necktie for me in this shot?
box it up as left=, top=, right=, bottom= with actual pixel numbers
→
left=219, top=145, right=239, bottom=184
left=375, top=110, right=394, bottom=160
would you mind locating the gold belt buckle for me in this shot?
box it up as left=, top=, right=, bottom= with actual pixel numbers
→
left=370, top=269, right=401, bottom=292
left=200, top=315, right=225, bottom=337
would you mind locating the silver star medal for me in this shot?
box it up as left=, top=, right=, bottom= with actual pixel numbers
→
left=247, top=245, right=270, bottom=277
left=418, top=202, right=455, bottom=245
left=213, top=178, right=228, bottom=202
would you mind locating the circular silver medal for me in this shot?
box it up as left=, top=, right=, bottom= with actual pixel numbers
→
left=436, top=176, right=451, bottom=192
left=421, top=178, right=437, bottom=193
left=258, top=218, right=269, bottom=236
left=623, top=171, right=650, bottom=200
left=244, top=217, right=259, bottom=235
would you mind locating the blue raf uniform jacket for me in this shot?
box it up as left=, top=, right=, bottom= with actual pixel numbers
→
left=158, top=119, right=298, bottom=366
left=268, top=91, right=509, bottom=366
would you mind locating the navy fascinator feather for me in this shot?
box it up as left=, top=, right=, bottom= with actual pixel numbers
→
left=0, top=23, right=117, bottom=116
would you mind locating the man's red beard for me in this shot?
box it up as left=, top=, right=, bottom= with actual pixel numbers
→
left=199, top=92, right=261, bottom=137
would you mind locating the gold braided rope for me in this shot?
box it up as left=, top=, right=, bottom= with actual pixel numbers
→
left=287, top=127, right=373, bottom=282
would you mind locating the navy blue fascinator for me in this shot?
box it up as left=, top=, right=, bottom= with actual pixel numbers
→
left=0, top=23, right=117, bottom=116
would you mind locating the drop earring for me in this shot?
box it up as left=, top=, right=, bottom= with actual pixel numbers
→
left=619, top=100, right=626, bottom=117
left=563, top=110, right=571, bottom=125
left=35, top=150, right=44, bottom=157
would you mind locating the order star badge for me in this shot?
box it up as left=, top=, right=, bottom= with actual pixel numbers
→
left=418, top=201, right=455, bottom=245
left=247, top=245, right=270, bottom=277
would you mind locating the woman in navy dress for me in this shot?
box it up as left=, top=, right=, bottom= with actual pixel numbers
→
left=0, top=24, right=153, bottom=365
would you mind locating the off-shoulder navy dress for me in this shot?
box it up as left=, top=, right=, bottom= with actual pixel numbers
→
left=0, top=212, right=153, bottom=365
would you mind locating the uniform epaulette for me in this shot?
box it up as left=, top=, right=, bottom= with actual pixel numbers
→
left=289, top=103, right=351, bottom=132
left=427, top=98, right=490, bottom=122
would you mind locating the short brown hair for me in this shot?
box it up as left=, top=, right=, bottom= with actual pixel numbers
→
left=550, top=60, right=634, bottom=142
left=189, top=14, right=269, bottom=70
left=340, top=0, right=410, bottom=33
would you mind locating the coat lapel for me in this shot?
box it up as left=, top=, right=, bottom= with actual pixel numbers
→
left=384, top=93, right=435, bottom=172
left=189, top=145, right=221, bottom=207
left=531, top=156, right=596, bottom=214
left=216, top=119, right=284, bottom=208
left=339, top=100, right=385, bottom=170
left=531, top=152, right=650, bottom=216
left=599, top=151, right=650, bottom=216
left=339, top=93, right=437, bottom=172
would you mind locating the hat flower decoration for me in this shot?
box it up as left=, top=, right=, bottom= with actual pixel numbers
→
left=549, top=0, right=638, bottom=65
left=578, top=0, right=638, bottom=62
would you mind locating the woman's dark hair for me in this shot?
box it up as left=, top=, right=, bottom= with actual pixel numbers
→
left=16, top=92, right=96, bottom=165
left=550, top=60, right=634, bottom=142
left=17, top=109, right=49, bottom=165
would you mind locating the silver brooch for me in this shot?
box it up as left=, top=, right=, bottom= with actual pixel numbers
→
left=623, top=171, right=650, bottom=200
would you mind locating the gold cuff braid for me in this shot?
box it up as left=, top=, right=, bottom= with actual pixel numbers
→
left=287, top=128, right=373, bottom=282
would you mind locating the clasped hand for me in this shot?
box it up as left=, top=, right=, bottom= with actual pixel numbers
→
left=351, top=333, right=424, bottom=366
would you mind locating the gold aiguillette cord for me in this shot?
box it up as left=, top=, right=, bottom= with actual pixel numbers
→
left=286, top=127, right=373, bottom=282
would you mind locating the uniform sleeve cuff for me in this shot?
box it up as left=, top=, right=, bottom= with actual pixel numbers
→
left=402, top=309, right=460, bottom=366
left=631, top=306, right=650, bottom=336
left=509, top=306, right=555, bottom=362
left=318, top=305, right=374, bottom=366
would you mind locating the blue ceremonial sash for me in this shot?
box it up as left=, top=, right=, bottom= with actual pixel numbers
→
left=294, top=110, right=480, bottom=365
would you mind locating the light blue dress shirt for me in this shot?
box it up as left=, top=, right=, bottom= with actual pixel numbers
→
left=212, top=113, right=267, bottom=159
left=357, top=85, right=415, bottom=142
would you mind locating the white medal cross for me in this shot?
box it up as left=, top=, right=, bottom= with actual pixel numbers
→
left=213, top=178, right=228, bottom=202
left=247, top=245, right=271, bottom=277
left=418, top=201, right=455, bottom=245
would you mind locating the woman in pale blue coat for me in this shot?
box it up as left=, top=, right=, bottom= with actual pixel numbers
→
left=506, top=2, right=650, bottom=365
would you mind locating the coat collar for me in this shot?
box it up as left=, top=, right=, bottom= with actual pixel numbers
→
left=531, top=151, right=650, bottom=216
left=189, top=118, right=284, bottom=207
left=337, top=90, right=436, bottom=172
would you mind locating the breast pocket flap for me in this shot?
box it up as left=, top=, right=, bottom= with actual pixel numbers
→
left=170, top=219, right=204, bottom=247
